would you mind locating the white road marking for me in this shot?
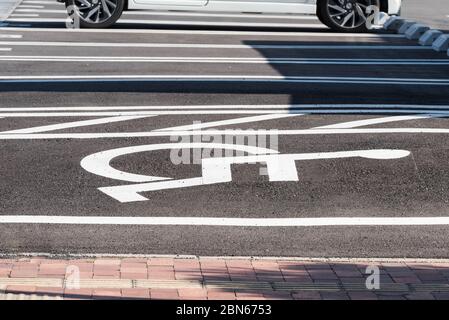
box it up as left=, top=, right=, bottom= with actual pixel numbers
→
left=0, top=104, right=448, bottom=111
left=1, top=56, right=447, bottom=65
left=5, top=17, right=324, bottom=28
left=84, top=146, right=408, bottom=202
left=18, top=5, right=45, bottom=8
left=0, top=35, right=22, bottom=39
left=3, top=128, right=449, bottom=140
left=22, top=1, right=55, bottom=3
left=0, top=48, right=11, bottom=51
left=15, top=8, right=319, bottom=20
left=157, top=114, right=302, bottom=131
left=315, top=115, right=441, bottom=129
left=1, top=115, right=155, bottom=134
left=81, top=143, right=276, bottom=184
left=0, top=41, right=424, bottom=50
left=2, top=215, right=449, bottom=226
left=10, top=14, right=39, bottom=17
left=0, top=27, right=405, bottom=37
left=0, top=75, right=446, bottom=86
left=3, top=109, right=449, bottom=117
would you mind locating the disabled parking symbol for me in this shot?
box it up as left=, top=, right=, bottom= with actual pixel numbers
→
left=81, top=143, right=410, bottom=203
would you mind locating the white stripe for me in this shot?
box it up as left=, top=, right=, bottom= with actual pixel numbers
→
left=0, top=104, right=448, bottom=111
left=315, top=115, right=439, bottom=129
left=22, top=1, right=55, bottom=3
left=0, top=35, right=22, bottom=39
left=0, top=75, right=446, bottom=86
left=3, top=128, right=449, bottom=140
left=0, top=41, right=424, bottom=50
left=5, top=17, right=323, bottom=28
left=1, top=115, right=154, bottom=134
left=2, top=109, right=449, bottom=116
left=15, top=9, right=319, bottom=20
left=157, top=114, right=301, bottom=131
left=10, top=14, right=39, bottom=17
left=18, top=5, right=45, bottom=8
left=0, top=27, right=405, bottom=37
left=0, top=56, right=447, bottom=65
left=0, top=48, right=11, bottom=51
left=1, top=215, right=449, bottom=226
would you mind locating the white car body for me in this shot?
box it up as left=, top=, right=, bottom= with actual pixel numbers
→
left=128, top=0, right=402, bottom=16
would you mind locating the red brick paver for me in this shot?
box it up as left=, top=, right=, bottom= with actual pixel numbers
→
left=0, top=257, right=448, bottom=300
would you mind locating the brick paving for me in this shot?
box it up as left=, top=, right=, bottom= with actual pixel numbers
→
left=0, top=257, right=449, bottom=300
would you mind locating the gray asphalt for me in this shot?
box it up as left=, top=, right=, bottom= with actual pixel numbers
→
left=0, top=1, right=449, bottom=258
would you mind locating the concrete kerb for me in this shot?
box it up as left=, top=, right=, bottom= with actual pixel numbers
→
left=405, top=23, right=430, bottom=40
left=383, top=16, right=406, bottom=32
left=419, top=29, right=444, bottom=46
left=432, top=34, right=449, bottom=52
left=398, top=21, right=417, bottom=34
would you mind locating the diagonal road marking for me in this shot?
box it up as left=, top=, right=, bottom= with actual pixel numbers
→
left=314, top=114, right=445, bottom=129
left=157, top=114, right=302, bottom=131
left=1, top=115, right=156, bottom=134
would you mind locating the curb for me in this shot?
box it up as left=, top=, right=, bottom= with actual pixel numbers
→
left=383, top=16, right=449, bottom=57
left=3, top=253, right=449, bottom=264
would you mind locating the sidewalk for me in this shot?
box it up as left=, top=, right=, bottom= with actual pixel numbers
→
left=1, top=256, right=449, bottom=300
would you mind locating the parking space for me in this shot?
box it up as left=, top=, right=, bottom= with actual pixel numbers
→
left=0, top=0, right=449, bottom=258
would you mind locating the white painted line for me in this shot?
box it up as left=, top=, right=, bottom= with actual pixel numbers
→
left=0, top=104, right=448, bottom=111
left=3, top=109, right=449, bottom=117
left=0, top=35, right=22, bottom=39
left=10, top=14, right=39, bottom=17
left=157, top=114, right=301, bottom=131
left=18, top=5, right=45, bottom=8
left=2, top=215, right=449, bottom=226
left=0, top=41, right=424, bottom=50
left=3, top=128, right=449, bottom=140
left=0, top=56, right=447, bottom=65
left=0, top=48, right=11, bottom=51
left=0, top=75, right=446, bottom=86
left=315, top=114, right=439, bottom=129
left=90, top=148, right=410, bottom=202
left=5, top=17, right=324, bottom=28
left=0, top=27, right=405, bottom=38
left=22, top=1, right=56, bottom=3
left=81, top=143, right=275, bottom=184
left=15, top=9, right=319, bottom=20
left=1, top=115, right=155, bottom=134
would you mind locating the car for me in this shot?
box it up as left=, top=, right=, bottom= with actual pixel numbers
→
left=62, top=0, right=402, bottom=32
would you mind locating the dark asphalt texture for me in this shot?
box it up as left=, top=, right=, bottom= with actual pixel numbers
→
left=0, top=0, right=449, bottom=258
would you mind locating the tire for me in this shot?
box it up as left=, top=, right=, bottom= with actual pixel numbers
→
left=65, top=0, right=124, bottom=28
left=317, top=0, right=381, bottom=33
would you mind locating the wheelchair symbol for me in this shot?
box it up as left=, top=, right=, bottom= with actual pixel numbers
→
left=81, top=143, right=410, bottom=203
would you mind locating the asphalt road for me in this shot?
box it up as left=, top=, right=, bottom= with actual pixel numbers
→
left=0, top=1, right=449, bottom=258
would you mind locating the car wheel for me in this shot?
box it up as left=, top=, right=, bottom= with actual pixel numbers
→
left=65, top=0, right=124, bottom=28
left=318, top=0, right=381, bottom=32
